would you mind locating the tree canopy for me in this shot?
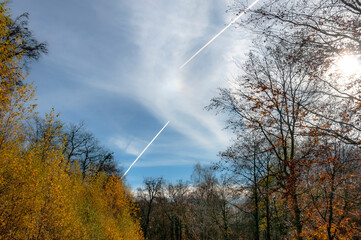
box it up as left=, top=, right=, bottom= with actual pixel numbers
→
left=0, top=2, right=143, bottom=239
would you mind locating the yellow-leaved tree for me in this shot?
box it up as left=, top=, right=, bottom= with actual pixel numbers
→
left=0, top=2, right=143, bottom=239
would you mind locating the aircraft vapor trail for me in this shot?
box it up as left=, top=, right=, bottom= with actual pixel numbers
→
left=179, top=0, right=262, bottom=69
left=122, top=121, right=170, bottom=179
left=122, top=0, right=261, bottom=179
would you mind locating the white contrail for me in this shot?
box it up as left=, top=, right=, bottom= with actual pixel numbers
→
left=122, top=0, right=261, bottom=179
left=179, top=0, right=262, bottom=69
left=122, top=121, right=170, bottom=179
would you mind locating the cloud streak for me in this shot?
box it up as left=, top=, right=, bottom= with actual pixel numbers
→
left=10, top=0, right=253, bottom=173
left=122, top=121, right=169, bottom=178
left=89, top=0, right=255, bottom=165
left=179, top=0, right=262, bottom=69
left=121, top=0, right=249, bottom=149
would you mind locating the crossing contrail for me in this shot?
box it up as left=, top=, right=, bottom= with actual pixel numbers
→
left=179, top=0, right=262, bottom=69
left=122, top=121, right=170, bottom=179
left=122, top=0, right=261, bottom=179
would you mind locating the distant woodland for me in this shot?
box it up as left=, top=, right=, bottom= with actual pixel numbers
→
left=1, top=0, right=361, bottom=240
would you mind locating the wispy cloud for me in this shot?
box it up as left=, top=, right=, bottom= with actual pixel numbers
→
left=95, top=0, right=252, bottom=155
left=11, top=0, right=253, bottom=172
left=133, top=158, right=195, bottom=167
left=110, top=135, right=148, bottom=156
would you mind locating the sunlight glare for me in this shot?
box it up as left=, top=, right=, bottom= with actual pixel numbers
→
left=336, top=55, right=361, bottom=76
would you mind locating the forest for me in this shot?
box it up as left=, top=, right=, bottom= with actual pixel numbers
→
left=1, top=0, right=361, bottom=239
left=135, top=0, right=361, bottom=239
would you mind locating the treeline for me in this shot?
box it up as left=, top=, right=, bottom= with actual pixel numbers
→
left=137, top=155, right=361, bottom=240
left=136, top=164, right=245, bottom=240
left=138, top=0, right=361, bottom=239
left=0, top=2, right=143, bottom=239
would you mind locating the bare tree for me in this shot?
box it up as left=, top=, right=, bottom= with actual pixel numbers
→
left=233, top=0, right=361, bottom=147
left=166, top=180, right=190, bottom=240
left=235, top=0, right=361, bottom=66
left=137, top=177, right=164, bottom=240
left=63, top=122, right=119, bottom=178
left=208, top=43, right=324, bottom=239
left=218, top=133, right=277, bottom=240
left=26, top=120, right=119, bottom=177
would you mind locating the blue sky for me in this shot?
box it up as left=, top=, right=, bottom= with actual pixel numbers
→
left=9, top=0, right=253, bottom=189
